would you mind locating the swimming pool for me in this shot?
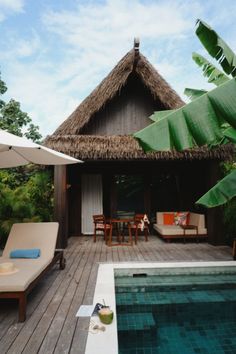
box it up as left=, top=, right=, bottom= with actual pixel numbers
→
left=115, top=267, right=236, bottom=354
left=85, top=262, right=236, bottom=354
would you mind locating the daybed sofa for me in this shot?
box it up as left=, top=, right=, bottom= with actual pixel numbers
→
left=0, top=222, right=65, bottom=322
left=153, top=212, right=207, bottom=242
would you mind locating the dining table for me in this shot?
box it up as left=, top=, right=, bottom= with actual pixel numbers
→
left=107, top=218, right=134, bottom=246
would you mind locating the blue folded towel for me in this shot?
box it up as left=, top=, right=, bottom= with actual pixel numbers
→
left=10, top=248, right=41, bottom=259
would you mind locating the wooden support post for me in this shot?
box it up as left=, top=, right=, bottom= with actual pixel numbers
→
left=54, top=165, right=68, bottom=248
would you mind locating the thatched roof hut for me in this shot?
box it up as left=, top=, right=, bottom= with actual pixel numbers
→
left=47, top=41, right=234, bottom=246
left=45, top=45, right=233, bottom=161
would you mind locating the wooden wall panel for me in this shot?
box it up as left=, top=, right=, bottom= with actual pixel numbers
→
left=82, top=74, right=164, bottom=135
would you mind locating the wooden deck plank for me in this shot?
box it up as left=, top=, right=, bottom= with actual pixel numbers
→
left=106, top=243, right=113, bottom=262
left=37, top=236, right=95, bottom=354
left=53, top=237, right=99, bottom=354
left=0, top=235, right=233, bottom=354
left=111, top=247, right=119, bottom=262
left=69, top=238, right=105, bottom=353
left=36, top=238, right=93, bottom=354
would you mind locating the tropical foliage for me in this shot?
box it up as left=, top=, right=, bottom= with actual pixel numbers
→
left=195, top=19, right=236, bottom=77
left=191, top=52, right=229, bottom=86
left=0, top=72, right=42, bottom=142
left=0, top=72, right=53, bottom=247
left=0, top=170, right=53, bottom=248
left=184, top=87, right=207, bottom=101
left=184, top=52, right=229, bottom=100
left=135, top=79, right=236, bottom=153
left=184, top=20, right=236, bottom=102
left=134, top=20, right=236, bottom=209
left=197, top=169, right=236, bottom=207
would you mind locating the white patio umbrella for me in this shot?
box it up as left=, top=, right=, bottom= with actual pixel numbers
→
left=0, top=129, right=82, bottom=168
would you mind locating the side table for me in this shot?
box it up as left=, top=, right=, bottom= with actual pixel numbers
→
left=180, top=224, right=198, bottom=242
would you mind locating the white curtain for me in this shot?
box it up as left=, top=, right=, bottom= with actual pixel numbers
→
left=81, top=174, right=103, bottom=234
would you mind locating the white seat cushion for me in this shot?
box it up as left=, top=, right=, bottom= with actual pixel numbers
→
left=153, top=224, right=207, bottom=236
left=154, top=224, right=184, bottom=235
left=0, top=258, right=51, bottom=291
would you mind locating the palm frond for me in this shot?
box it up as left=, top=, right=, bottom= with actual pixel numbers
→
left=149, top=110, right=175, bottom=122
left=196, top=170, right=236, bottom=207
left=196, top=19, right=236, bottom=77
left=134, top=78, right=236, bottom=152
left=223, top=127, right=236, bottom=144
left=192, top=52, right=230, bottom=85
left=184, top=87, right=207, bottom=101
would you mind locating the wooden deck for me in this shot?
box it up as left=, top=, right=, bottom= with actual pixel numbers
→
left=0, top=236, right=233, bottom=354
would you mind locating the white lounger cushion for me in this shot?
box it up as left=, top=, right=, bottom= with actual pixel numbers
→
left=0, top=258, right=51, bottom=291
left=153, top=224, right=207, bottom=235
left=0, top=222, right=59, bottom=292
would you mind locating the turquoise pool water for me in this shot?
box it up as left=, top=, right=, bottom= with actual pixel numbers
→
left=115, top=268, right=236, bottom=354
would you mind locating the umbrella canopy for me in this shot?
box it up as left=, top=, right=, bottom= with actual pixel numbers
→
left=0, top=129, right=82, bottom=168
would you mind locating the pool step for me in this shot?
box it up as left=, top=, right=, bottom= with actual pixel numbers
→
left=115, top=274, right=236, bottom=289
left=115, top=282, right=236, bottom=294
left=116, top=300, right=236, bottom=324
left=117, top=312, right=158, bottom=351
left=115, top=287, right=236, bottom=307
left=117, top=312, right=155, bottom=331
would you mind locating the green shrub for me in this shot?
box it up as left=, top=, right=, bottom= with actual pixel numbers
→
left=0, top=169, right=53, bottom=248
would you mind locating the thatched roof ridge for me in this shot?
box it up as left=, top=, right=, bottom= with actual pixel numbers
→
left=53, top=49, right=184, bottom=136
left=44, top=135, right=234, bottom=161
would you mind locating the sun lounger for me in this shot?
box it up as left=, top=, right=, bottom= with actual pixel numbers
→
left=0, top=222, right=66, bottom=322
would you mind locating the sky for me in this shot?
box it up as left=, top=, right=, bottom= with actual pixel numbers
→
left=0, top=0, right=236, bottom=138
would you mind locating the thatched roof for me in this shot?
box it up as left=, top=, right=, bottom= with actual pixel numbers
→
left=45, top=45, right=234, bottom=162
left=52, top=48, right=184, bottom=136
left=45, top=135, right=234, bottom=161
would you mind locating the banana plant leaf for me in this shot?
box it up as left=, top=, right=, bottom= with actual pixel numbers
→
left=134, top=78, right=236, bottom=152
left=149, top=110, right=175, bottom=122
left=192, top=52, right=230, bottom=86
left=196, top=170, right=236, bottom=207
left=184, top=88, right=207, bottom=101
left=223, top=127, right=236, bottom=143
left=196, top=20, right=236, bottom=77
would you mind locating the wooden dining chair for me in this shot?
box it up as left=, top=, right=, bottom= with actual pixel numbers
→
left=93, top=214, right=111, bottom=243
left=128, top=214, right=150, bottom=245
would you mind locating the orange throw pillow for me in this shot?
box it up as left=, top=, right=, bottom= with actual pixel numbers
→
left=163, top=213, right=175, bottom=225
